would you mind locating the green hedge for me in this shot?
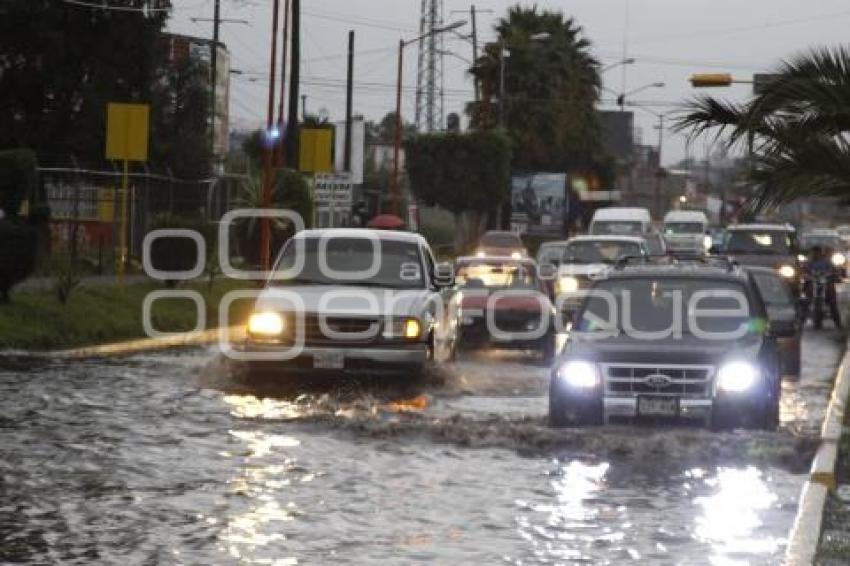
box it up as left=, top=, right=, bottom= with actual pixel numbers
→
left=0, top=220, right=37, bottom=302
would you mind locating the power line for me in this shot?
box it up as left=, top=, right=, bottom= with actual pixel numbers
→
left=302, top=8, right=418, bottom=33
left=61, top=0, right=202, bottom=13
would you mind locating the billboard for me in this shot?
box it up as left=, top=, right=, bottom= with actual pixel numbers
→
left=510, top=173, right=567, bottom=236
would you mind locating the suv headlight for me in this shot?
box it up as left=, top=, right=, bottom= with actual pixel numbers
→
left=832, top=252, right=846, bottom=267
left=383, top=317, right=422, bottom=339
left=248, top=311, right=284, bottom=336
left=557, top=276, right=579, bottom=294
left=777, top=264, right=795, bottom=279
left=716, top=361, right=758, bottom=392
left=556, top=360, right=599, bottom=388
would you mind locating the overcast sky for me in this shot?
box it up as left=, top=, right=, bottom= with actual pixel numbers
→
left=169, top=0, right=850, bottom=166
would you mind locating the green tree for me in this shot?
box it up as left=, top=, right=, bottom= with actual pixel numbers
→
left=406, top=131, right=512, bottom=251
left=0, top=0, right=171, bottom=166
left=467, top=5, right=602, bottom=172
left=676, top=46, right=850, bottom=210
left=0, top=149, right=42, bottom=303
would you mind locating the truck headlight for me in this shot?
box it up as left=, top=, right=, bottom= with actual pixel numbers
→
left=716, top=361, right=758, bottom=392
left=248, top=311, right=284, bottom=336
left=832, top=252, right=846, bottom=267
left=403, top=318, right=422, bottom=339
left=778, top=264, right=795, bottom=279
left=556, top=360, right=599, bottom=388
left=557, top=276, right=579, bottom=294
left=703, top=235, right=713, bottom=250
left=511, top=251, right=522, bottom=259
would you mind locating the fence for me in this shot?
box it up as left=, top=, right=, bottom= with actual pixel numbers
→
left=39, top=166, right=246, bottom=273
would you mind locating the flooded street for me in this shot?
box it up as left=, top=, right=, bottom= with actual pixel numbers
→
left=0, top=328, right=843, bottom=565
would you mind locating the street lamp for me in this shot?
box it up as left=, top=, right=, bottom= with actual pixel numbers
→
left=601, top=57, right=635, bottom=74
left=499, top=32, right=551, bottom=128
left=390, top=20, right=467, bottom=217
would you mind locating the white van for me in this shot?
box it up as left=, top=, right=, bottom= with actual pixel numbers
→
left=662, top=210, right=710, bottom=255
left=589, top=207, right=652, bottom=237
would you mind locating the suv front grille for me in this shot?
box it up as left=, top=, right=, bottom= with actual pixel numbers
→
left=602, top=363, right=714, bottom=398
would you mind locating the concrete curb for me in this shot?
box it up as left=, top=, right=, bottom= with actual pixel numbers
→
left=55, top=326, right=244, bottom=359
left=786, top=337, right=850, bottom=565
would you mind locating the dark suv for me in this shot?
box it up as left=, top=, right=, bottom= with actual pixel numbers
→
left=549, top=258, right=793, bottom=430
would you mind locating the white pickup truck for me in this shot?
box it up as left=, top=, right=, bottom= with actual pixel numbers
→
left=241, top=229, right=456, bottom=376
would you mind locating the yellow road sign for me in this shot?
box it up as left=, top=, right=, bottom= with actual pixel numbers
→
left=106, top=102, right=150, bottom=162
left=299, top=128, right=334, bottom=173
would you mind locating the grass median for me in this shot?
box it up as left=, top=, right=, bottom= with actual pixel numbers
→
left=0, top=279, right=257, bottom=351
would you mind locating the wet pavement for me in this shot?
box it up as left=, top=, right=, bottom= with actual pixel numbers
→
left=0, top=327, right=845, bottom=565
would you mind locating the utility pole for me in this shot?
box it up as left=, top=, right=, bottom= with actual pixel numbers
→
left=344, top=30, right=355, bottom=171
left=275, top=0, right=290, bottom=167
left=260, top=0, right=281, bottom=272
left=654, top=114, right=664, bottom=217
left=284, top=0, right=301, bottom=167
left=301, top=94, right=307, bottom=119
left=210, top=0, right=220, bottom=159
left=450, top=5, right=491, bottom=101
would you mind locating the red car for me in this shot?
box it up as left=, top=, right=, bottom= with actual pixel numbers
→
left=451, top=256, right=556, bottom=362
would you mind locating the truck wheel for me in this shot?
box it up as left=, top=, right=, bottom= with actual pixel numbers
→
left=549, top=394, right=570, bottom=428
left=710, top=405, right=738, bottom=431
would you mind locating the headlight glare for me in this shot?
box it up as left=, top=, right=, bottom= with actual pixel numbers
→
left=797, top=254, right=808, bottom=263
left=778, top=264, right=795, bottom=279
left=403, top=318, right=422, bottom=339
left=717, top=361, right=758, bottom=392
left=557, top=360, right=599, bottom=388
left=703, top=235, right=713, bottom=250
left=832, top=252, right=846, bottom=267
left=510, top=251, right=522, bottom=259
left=557, top=276, right=580, bottom=294
left=248, top=311, right=284, bottom=336
left=475, top=250, right=486, bottom=258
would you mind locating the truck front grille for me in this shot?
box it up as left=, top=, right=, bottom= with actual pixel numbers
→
left=602, top=363, right=714, bottom=398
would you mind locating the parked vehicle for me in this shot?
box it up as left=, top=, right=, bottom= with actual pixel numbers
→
left=549, top=257, right=787, bottom=429
left=662, top=210, right=710, bottom=255
left=747, top=267, right=802, bottom=379
left=242, top=229, right=456, bottom=376
left=474, top=230, right=527, bottom=259
left=588, top=207, right=652, bottom=237
left=714, top=223, right=802, bottom=296
left=451, top=255, right=557, bottom=362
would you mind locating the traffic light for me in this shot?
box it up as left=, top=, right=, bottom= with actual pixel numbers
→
left=689, top=73, right=733, bottom=88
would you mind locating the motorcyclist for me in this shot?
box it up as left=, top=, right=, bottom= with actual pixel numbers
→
left=802, top=246, right=842, bottom=329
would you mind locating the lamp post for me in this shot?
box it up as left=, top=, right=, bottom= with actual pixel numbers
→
left=498, top=32, right=550, bottom=129
left=600, top=57, right=635, bottom=74
left=390, top=19, right=466, bottom=217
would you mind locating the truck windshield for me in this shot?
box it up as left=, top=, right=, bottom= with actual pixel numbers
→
left=725, top=231, right=793, bottom=254
left=455, top=262, right=537, bottom=290
left=564, top=240, right=644, bottom=264
left=591, top=221, right=643, bottom=236
left=664, top=222, right=704, bottom=235
left=273, top=237, right=425, bottom=289
left=577, top=277, right=753, bottom=336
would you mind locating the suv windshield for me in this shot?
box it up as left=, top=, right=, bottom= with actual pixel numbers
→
left=725, top=230, right=793, bottom=255
left=591, top=221, right=643, bottom=236
left=273, top=237, right=425, bottom=289
left=801, top=235, right=841, bottom=250
left=455, top=262, right=537, bottom=290
left=577, top=277, right=754, bottom=335
left=664, top=222, right=704, bottom=235
left=537, top=245, right=567, bottom=265
left=564, top=240, right=644, bottom=264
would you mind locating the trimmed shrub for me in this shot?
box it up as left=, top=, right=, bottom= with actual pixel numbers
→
left=0, top=220, right=37, bottom=303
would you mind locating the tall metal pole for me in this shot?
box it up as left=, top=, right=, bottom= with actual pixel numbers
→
left=470, top=4, right=479, bottom=102
left=284, top=0, right=300, bottom=167
left=275, top=0, right=290, bottom=167
left=260, top=0, right=280, bottom=272
left=344, top=30, right=354, bottom=171
left=210, top=0, right=220, bottom=162
left=391, top=38, right=404, bottom=216
left=654, top=114, right=664, bottom=217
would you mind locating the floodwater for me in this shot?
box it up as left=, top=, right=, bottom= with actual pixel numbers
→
left=0, top=329, right=843, bottom=565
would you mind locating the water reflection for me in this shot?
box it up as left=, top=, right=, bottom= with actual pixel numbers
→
left=693, top=466, right=782, bottom=561
left=219, top=396, right=306, bottom=565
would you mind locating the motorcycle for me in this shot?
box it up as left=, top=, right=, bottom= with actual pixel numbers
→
left=800, top=266, right=840, bottom=329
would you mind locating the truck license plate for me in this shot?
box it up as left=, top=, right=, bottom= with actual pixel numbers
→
left=637, top=396, right=679, bottom=417
left=313, top=352, right=344, bottom=369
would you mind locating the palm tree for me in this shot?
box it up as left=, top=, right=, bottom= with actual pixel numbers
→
left=467, top=5, right=602, bottom=172
left=676, top=46, right=850, bottom=210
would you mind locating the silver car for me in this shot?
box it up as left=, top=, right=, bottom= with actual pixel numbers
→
left=241, top=229, right=455, bottom=376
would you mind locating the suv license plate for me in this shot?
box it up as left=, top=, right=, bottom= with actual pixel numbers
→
left=637, top=396, right=679, bottom=417
left=313, top=352, right=344, bottom=369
